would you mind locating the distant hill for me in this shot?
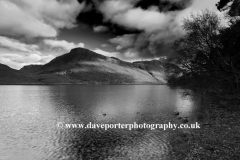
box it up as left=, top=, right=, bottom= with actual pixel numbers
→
left=1, top=48, right=166, bottom=84
left=0, top=63, right=37, bottom=84
left=21, top=65, right=43, bottom=74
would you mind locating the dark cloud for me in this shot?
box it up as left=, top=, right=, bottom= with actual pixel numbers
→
left=76, top=0, right=192, bottom=36
left=74, top=0, right=194, bottom=60
left=135, top=0, right=193, bottom=11
left=76, top=0, right=142, bottom=35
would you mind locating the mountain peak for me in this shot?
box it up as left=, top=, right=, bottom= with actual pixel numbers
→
left=41, top=47, right=107, bottom=71
left=70, top=47, right=87, bottom=52
left=64, top=47, right=106, bottom=61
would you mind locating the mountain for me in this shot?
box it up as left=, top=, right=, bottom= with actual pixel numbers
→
left=1, top=48, right=166, bottom=84
left=133, top=60, right=166, bottom=83
left=20, top=65, right=43, bottom=73
left=0, top=63, right=37, bottom=84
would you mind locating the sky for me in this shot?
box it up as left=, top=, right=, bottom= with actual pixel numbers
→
left=0, top=0, right=223, bottom=69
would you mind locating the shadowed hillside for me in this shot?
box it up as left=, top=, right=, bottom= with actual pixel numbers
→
left=0, top=63, right=37, bottom=84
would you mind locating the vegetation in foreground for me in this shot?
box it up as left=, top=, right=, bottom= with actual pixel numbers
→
left=164, top=1, right=240, bottom=159
left=164, top=1, right=240, bottom=93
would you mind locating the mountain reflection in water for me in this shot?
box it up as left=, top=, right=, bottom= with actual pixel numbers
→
left=0, top=85, right=207, bottom=160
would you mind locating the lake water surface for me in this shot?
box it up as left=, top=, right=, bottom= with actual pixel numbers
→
left=0, top=85, right=208, bottom=160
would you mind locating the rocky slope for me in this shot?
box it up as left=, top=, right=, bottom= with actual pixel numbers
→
left=133, top=60, right=166, bottom=83
left=1, top=48, right=166, bottom=84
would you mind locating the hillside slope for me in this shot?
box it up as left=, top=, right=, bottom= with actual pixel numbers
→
left=0, top=63, right=37, bottom=84
left=3, top=48, right=166, bottom=84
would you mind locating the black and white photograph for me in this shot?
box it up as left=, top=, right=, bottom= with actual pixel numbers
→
left=0, top=0, right=239, bottom=159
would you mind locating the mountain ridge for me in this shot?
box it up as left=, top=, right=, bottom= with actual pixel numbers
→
left=1, top=48, right=166, bottom=84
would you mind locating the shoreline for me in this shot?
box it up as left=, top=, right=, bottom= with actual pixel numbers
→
left=169, top=93, right=240, bottom=159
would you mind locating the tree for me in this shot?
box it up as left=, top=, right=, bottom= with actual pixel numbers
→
left=165, top=10, right=240, bottom=90
left=170, top=10, right=223, bottom=75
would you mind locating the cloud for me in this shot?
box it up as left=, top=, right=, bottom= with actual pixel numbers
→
left=98, top=0, right=136, bottom=20
left=108, top=31, right=180, bottom=60
left=93, top=26, right=109, bottom=32
left=39, top=55, right=55, bottom=64
left=0, top=36, right=57, bottom=69
left=93, top=48, right=119, bottom=57
left=0, top=56, right=26, bottom=69
left=101, top=44, right=109, bottom=48
left=92, top=48, right=140, bottom=61
left=96, top=0, right=183, bottom=60
left=2, top=54, right=42, bottom=64
left=0, top=36, right=40, bottom=53
left=0, top=0, right=223, bottom=68
left=43, top=39, right=85, bottom=51
left=101, top=0, right=222, bottom=60
left=175, top=0, right=221, bottom=25
left=113, top=7, right=176, bottom=33
left=98, top=0, right=221, bottom=33
left=0, top=53, right=55, bottom=69
left=0, top=0, right=85, bottom=38
left=98, top=0, right=178, bottom=33
left=109, top=34, right=136, bottom=50
left=0, top=36, right=64, bottom=69
left=0, top=36, right=86, bottom=69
